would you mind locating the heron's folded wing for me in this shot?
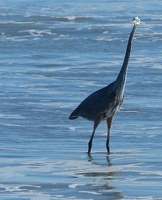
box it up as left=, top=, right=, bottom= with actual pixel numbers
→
left=78, top=88, right=116, bottom=120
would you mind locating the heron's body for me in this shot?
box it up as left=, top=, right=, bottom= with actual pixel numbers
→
left=69, top=17, right=140, bottom=154
left=70, top=80, right=123, bottom=121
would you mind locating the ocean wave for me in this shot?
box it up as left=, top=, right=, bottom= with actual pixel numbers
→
left=152, top=64, right=162, bottom=69
left=18, top=29, right=54, bottom=36
left=2, top=124, right=22, bottom=127
left=52, top=16, right=102, bottom=22
left=0, top=114, right=25, bottom=119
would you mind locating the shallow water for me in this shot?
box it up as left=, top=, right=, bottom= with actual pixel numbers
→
left=0, top=0, right=162, bottom=199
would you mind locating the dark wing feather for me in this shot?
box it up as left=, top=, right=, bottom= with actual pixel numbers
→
left=69, top=81, right=116, bottom=121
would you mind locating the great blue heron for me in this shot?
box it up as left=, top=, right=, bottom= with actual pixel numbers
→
left=69, top=17, right=140, bottom=154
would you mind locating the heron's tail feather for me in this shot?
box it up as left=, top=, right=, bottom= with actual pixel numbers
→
left=69, top=108, right=79, bottom=120
left=69, top=115, right=78, bottom=120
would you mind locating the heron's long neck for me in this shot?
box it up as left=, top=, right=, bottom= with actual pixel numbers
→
left=116, top=24, right=137, bottom=88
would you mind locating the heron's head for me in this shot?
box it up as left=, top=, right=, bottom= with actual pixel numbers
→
left=133, top=17, right=140, bottom=25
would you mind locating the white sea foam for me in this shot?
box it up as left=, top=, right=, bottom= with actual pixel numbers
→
left=69, top=127, right=76, bottom=131
left=0, top=114, right=25, bottom=119
left=152, top=64, right=162, bottom=69
left=68, top=183, right=84, bottom=189
left=67, top=16, right=76, bottom=21
left=3, top=123, right=22, bottom=127
left=79, top=190, right=101, bottom=195
left=95, top=37, right=119, bottom=41
left=103, top=31, right=108, bottom=34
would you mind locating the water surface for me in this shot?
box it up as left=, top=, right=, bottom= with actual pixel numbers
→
left=0, top=0, right=162, bottom=199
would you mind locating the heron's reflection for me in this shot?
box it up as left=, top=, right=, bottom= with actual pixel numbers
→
left=87, top=153, right=113, bottom=167
left=83, top=152, right=123, bottom=199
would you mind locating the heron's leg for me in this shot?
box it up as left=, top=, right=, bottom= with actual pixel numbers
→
left=106, top=116, right=114, bottom=154
left=88, top=116, right=102, bottom=154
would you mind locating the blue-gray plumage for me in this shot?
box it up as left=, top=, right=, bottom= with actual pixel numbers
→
left=69, top=17, right=140, bottom=154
